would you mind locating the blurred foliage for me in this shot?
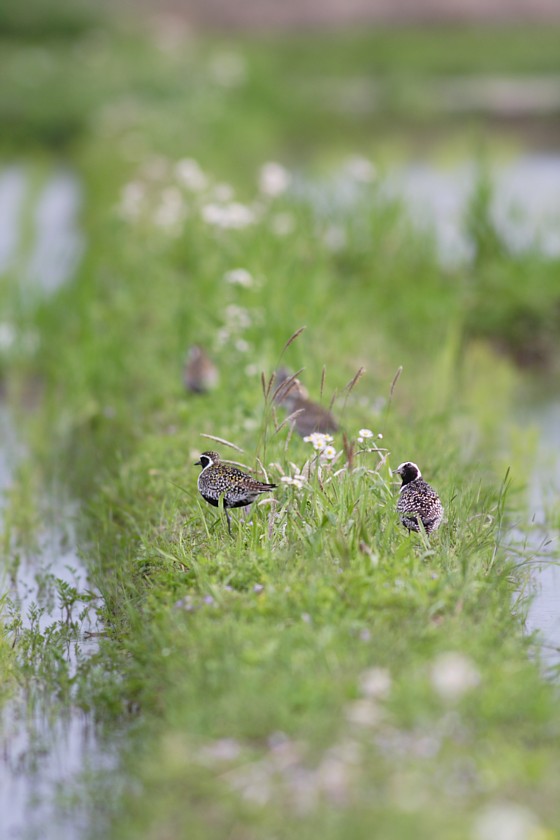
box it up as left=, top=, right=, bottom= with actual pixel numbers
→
left=0, top=0, right=104, bottom=39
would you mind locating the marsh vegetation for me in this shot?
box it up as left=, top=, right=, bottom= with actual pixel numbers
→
left=1, top=6, right=560, bottom=838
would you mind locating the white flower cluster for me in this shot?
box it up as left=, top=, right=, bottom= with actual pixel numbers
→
left=259, top=162, right=291, bottom=197
left=357, top=428, right=383, bottom=444
left=280, top=474, right=306, bottom=490
left=118, top=155, right=295, bottom=239
left=223, top=268, right=254, bottom=288
left=430, top=652, right=481, bottom=702
left=175, top=158, right=207, bottom=191
left=201, top=202, right=255, bottom=229
left=303, top=433, right=338, bottom=461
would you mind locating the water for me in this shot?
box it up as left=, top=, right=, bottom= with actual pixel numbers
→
left=300, top=153, right=560, bottom=666
left=518, top=397, right=560, bottom=668
left=382, top=154, right=560, bottom=266
left=0, top=165, right=119, bottom=840
left=295, top=153, right=560, bottom=268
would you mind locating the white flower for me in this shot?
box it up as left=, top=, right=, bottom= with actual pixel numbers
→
left=209, top=51, right=247, bottom=88
left=213, top=182, right=234, bottom=202
left=201, top=202, right=255, bottom=229
left=358, top=428, right=374, bottom=439
left=345, top=699, right=383, bottom=727
left=430, top=652, right=481, bottom=702
left=141, top=155, right=169, bottom=180
left=234, top=338, right=250, bottom=353
left=472, top=803, right=542, bottom=840
left=271, top=212, right=295, bottom=236
left=0, top=322, right=16, bottom=350
left=359, top=667, right=391, bottom=700
left=175, top=158, right=207, bottom=191
left=323, top=225, right=346, bottom=252
left=303, top=432, right=334, bottom=451
left=320, top=445, right=337, bottom=461
left=259, top=162, right=291, bottom=197
left=224, top=304, right=251, bottom=330
left=198, top=738, right=242, bottom=764
left=118, top=181, right=145, bottom=220
left=224, top=268, right=254, bottom=288
left=344, top=155, right=377, bottom=183
left=281, top=475, right=306, bottom=489
left=153, top=187, right=186, bottom=230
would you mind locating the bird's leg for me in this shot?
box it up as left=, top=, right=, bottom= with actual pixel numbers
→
left=220, top=495, right=232, bottom=536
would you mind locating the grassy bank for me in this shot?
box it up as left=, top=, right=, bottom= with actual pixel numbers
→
left=1, top=15, right=560, bottom=840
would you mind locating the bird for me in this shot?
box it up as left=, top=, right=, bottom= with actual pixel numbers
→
left=184, top=345, right=219, bottom=394
left=393, top=461, right=444, bottom=535
left=195, top=450, right=277, bottom=535
left=274, top=369, right=338, bottom=438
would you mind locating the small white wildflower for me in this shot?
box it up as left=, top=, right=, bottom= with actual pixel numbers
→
left=431, top=652, right=481, bottom=702
left=359, top=667, right=391, bottom=700
left=472, top=802, right=542, bottom=840
left=344, top=155, right=377, bottom=183
left=303, top=432, right=334, bottom=451
left=358, top=428, right=374, bottom=439
left=234, top=338, right=250, bottom=353
left=320, top=445, right=337, bottom=461
left=215, top=327, right=230, bottom=347
left=198, top=738, right=242, bottom=764
left=213, top=182, right=234, bottom=202
left=209, top=50, right=247, bottom=88
left=378, top=433, right=383, bottom=439
left=118, top=181, right=145, bottom=220
left=271, top=212, right=295, bottom=236
left=245, top=363, right=260, bottom=376
left=0, top=322, right=16, bottom=350
left=345, top=699, right=383, bottom=727
left=323, top=225, right=346, bottom=252
left=153, top=187, right=185, bottom=230
left=259, top=162, right=291, bottom=197
left=141, top=155, right=169, bottom=180
left=175, top=158, right=207, bottom=191
left=281, top=475, right=305, bottom=489
left=224, top=304, right=251, bottom=330
left=223, top=268, right=253, bottom=288
left=201, top=202, right=255, bottom=229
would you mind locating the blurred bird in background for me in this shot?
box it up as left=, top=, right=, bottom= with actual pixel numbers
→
left=184, top=345, right=219, bottom=394
left=274, top=367, right=338, bottom=437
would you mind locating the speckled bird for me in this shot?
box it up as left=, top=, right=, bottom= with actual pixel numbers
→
left=274, top=369, right=338, bottom=438
left=195, top=450, right=276, bottom=534
left=184, top=345, right=219, bottom=394
left=394, top=461, right=444, bottom=534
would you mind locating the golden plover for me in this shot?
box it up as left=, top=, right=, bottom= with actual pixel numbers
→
left=394, top=461, right=443, bottom=534
left=195, top=450, right=276, bottom=535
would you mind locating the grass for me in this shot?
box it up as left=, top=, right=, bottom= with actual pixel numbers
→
left=1, top=12, right=560, bottom=840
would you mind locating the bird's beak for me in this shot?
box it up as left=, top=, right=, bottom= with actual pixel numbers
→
left=194, top=459, right=201, bottom=466
left=392, top=468, right=401, bottom=476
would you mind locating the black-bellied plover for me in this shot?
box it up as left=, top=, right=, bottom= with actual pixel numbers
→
left=195, top=450, right=276, bottom=534
left=394, top=461, right=443, bottom=534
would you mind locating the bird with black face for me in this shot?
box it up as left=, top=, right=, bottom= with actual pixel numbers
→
left=393, top=461, right=444, bottom=534
left=195, top=450, right=276, bottom=535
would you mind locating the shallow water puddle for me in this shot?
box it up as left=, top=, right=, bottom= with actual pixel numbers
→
left=295, top=153, right=560, bottom=267
left=0, top=166, right=119, bottom=840
left=519, top=397, right=560, bottom=669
